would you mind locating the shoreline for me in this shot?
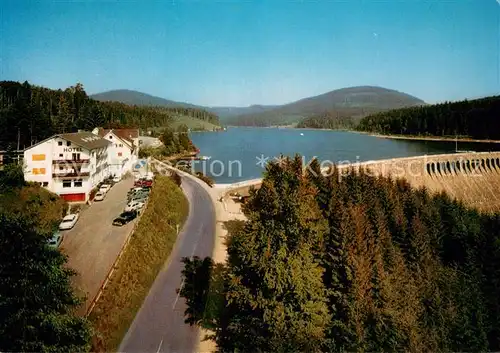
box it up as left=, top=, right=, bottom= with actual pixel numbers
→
left=354, top=131, right=500, bottom=144
left=223, top=125, right=500, bottom=144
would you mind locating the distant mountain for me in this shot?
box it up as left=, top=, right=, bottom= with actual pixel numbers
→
left=225, top=86, right=426, bottom=127
left=209, top=105, right=280, bottom=119
left=91, top=90, right=277, bottom=119
left=91, top=89, right=202, bottom=109
left=91, top=86, right=425, bottom=127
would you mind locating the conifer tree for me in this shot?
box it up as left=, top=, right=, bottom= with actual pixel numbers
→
left=219, top=158, right=331, bottom=352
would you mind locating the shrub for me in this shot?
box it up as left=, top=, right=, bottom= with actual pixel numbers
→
left=170, top=172, right=182, bottom=186
left=195, top=172, right=214, bottom=187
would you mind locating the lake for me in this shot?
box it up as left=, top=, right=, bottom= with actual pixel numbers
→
left=190, top=127, right=500, bottom=184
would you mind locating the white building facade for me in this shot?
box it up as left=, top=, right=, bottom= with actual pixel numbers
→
left=23, top=132, right=111, bottom=202
left=93, top=128, right=139, bottom=178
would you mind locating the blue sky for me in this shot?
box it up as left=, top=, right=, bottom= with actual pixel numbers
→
left=1, top=0, right=499, bottom=106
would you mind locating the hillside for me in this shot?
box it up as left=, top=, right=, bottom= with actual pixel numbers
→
left=226, top=86, right=425, bottom=127
left=91, top=89, right=277, bottom=119
left=0, top=81, right=219, bottom=150
left=209, top=104, right=279, bottom=119
left=357, top=95, right=500, bottom=140
left=91, top=89, right=201, bottom=109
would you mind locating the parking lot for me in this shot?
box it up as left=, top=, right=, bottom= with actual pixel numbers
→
left=60, top=176, right=136, bottom=314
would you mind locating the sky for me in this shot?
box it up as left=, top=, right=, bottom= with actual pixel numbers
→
left=0, top=0, right=499, bottom=107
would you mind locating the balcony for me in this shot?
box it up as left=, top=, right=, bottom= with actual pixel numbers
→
left=53, top=159, right=90, bottom=165
left=52, top=171, right=90, bottom=178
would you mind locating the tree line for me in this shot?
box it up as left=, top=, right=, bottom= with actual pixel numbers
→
left=356, top=95, right=500, bottom=139
left=180, top=155, right=500, bottom=352
left=296, top=112, right=356, bottom=130
left=0, top=81, right=220, bottom=150
left=0, top=164, right=92, bottom=352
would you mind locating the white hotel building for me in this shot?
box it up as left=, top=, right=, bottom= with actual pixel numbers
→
left=93, top=127, right=139, bottom=177
left=23, top=128, right=139, bottom=202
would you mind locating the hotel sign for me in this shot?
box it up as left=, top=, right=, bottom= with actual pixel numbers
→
left=63, top=147, right=82, bottom=152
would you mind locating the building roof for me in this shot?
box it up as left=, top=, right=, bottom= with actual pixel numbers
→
left=24, top=131, right=112, bottom=152
left=96, top=128, right=139, bottom=145
left=58, top=132, right=111, bottom=150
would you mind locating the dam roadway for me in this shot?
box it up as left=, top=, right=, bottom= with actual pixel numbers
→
left=119, top=175, right=216, bottom=353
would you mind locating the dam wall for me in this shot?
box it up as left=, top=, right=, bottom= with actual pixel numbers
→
left=223, top=151, right=500, bottom=213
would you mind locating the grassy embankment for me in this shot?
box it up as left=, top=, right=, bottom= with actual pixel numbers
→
left=88, top=175, right=189, bottom=351
left=0, top=183, right=67, bottom=234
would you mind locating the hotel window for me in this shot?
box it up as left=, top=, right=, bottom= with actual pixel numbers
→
left=32, top=154, right=46, bottom=161
left=118, top=152, right=123, bottom=157
left=72, top=153, right=81, bottom=161
left=59, top=153, right=63, bottom=158
left=32, top=168, right=46, bottom=175
left=74, top=179, right=83, bottom=187
left=58, top=141, right=63, bottom=146
left=42, top=182, right=48, bottom=187
left=59, top=166, right=64, bottom=170
left=62, top=181, right=71, bottom=188
left=67, top=141, right=71, bottom=146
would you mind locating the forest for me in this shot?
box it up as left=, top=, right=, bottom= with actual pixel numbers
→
left=296, top=112, right=356, bottom=130
left=356, top=95, right=500, bottom=139
left=0, top=164, right=92, bottom=352
left=0, top=81, right=219, bottom=151
left=180, top=155, right=500, bottom=352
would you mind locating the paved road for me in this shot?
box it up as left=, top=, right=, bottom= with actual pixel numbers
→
left=119, top=175, right=216, bottom=353
left=61, top=177, right=136, bottom=314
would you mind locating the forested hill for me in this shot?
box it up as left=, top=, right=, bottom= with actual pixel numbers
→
left=357, top=95, right=500, bottom=140
left=91, top=89, right=278, bottom=119
left=180, top=157, right=500, bottom=352
left=0, top=81, right=220, bottom=150
left=91, top=89, right=201, bottom=109
left=225, top=86, right=425, bottom=126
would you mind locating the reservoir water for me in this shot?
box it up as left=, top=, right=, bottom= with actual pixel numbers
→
left=190, top=127, right=500, bottom=183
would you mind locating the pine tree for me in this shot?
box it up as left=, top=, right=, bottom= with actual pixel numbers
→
left=219, top=158, right=331, bottom=352
left=0, top=212, right=92, bottom=352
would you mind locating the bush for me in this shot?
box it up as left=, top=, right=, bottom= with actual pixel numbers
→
left=170, top=172, right=182, bottom=186
left=0, top=163, right=25, bottom=190
left=195, top=172, right=214, bottom=187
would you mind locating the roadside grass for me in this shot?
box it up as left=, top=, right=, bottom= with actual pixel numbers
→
left=88, top=175, right=189, bottom=352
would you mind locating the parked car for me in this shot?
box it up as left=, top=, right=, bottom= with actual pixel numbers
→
left=127, top=188, right=150, bottom=200
left=125, top=201, right=145, bottom=212
left=127, top=187, right=145, bottom=195
left=131, top=195, right=148, bottom=204
left=128, top=188, right=150, bottom=197
left=47, top=231, right=63, bottom=248
left=100, top=177, right=115, bottom=187
left=113, top=210, right=138, bottom=226
left=134, top=179, right=153, bottom=188
left=113, top=175, right=121, bottom=183
left=59, top=214, right=79, bottom=230
left=100, top=184, right=112, bottom=193
left=94, top=191, right=106, bottom=201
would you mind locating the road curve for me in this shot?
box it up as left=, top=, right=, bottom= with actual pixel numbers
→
left=118, top=175, right=216, bottom=353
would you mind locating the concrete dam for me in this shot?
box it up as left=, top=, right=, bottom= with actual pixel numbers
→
left=222, top=151, right=500, bottom=213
